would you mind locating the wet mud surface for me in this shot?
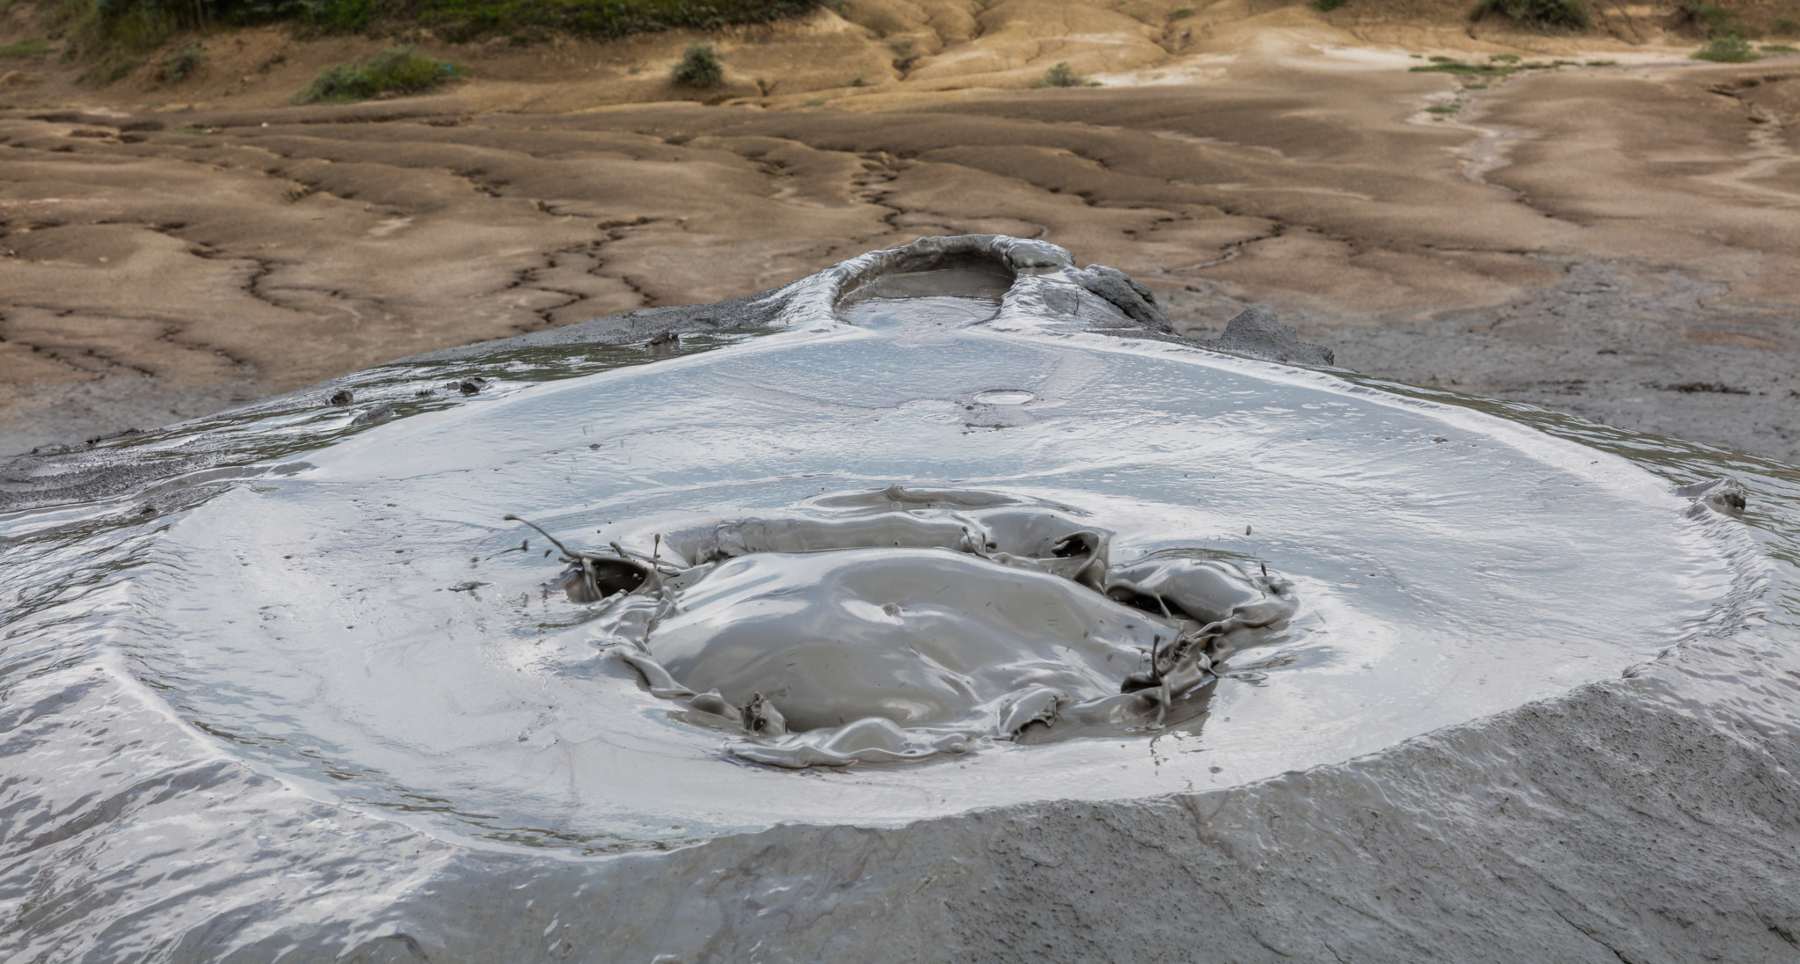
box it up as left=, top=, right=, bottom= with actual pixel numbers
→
left=1245, top=257, right=1800, bottom=464
left=4, top=238, right=1797, bottom=961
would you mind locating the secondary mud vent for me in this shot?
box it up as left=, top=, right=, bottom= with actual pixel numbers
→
left=516, top=486, right=1297, bottom=768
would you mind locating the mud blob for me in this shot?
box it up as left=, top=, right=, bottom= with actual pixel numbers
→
left=531, top=487, right=1296, bottom=767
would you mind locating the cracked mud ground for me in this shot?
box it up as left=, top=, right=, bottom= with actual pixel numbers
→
left=1, top=14, right=1797, bottom=461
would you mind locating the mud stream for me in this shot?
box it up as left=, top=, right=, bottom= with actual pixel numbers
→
left=1, top=238, right=1789, bottom=959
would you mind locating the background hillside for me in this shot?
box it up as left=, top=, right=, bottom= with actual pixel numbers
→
left=2, top=0, right=1794, bottom=108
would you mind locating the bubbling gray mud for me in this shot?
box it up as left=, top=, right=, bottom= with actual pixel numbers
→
left=1, top=236, right=1791, bottom=962
left=532, top=486, right=1295, bottom=767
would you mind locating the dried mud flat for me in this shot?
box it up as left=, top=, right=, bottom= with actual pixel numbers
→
left=1, top=6, right=1798, bottom=461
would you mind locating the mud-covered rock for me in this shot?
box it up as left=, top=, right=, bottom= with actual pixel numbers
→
left=1202, top=304, right=1335, bottom=366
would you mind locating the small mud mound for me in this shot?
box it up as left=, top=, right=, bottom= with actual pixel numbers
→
left=520, top=487, right=1295, bottom=767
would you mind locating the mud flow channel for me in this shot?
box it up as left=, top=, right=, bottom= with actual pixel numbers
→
left=2, top=237, right=1787, bottom=960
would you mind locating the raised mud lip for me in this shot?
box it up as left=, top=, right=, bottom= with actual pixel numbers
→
left=1, top=236, right=1795, bottom=962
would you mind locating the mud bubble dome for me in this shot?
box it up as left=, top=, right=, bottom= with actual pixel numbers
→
left=513, top=485, right=1297, bottom=768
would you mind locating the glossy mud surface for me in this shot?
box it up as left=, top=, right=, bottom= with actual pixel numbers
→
left=1, top=243, right=1792, bottom=961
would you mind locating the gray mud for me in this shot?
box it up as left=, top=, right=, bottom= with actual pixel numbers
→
left=1167, top=258, right=1800, bottom=464
left=2, top=236, right=1798, bottom=963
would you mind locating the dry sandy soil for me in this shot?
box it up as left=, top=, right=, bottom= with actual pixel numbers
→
left=2, top=0, right=1798, bottom=460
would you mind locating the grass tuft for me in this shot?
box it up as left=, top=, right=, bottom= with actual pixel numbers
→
left=1409, top=59, right=1509, bottom=75
left=670, top=42, right=721, bottom=88
left=297, top=46, right=457, bottom=102
left=1693, top=34, right=1759, bottom=62
left=0, top=37, right=51, bottom=57
left=1038, top=61, right=1090, bottom=87
left=1407, top=52, right=1566, bottom=78
left=1761, top=44, right=1798, bottom=54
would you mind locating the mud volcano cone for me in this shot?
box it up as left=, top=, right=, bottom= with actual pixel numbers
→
left=2, top=237, right=1795, bottom=963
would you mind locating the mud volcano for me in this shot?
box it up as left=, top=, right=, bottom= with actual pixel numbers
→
left=4, top=236, right=1798, bottom=962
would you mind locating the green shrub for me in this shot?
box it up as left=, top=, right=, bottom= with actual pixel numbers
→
left=1775, top=18, right=1799, bottom=36
left=0, top=38, right=51, bottom=57
left=298, top=46, right=458, bottom=102
left=54, top=0, right=360, bottom=42
left=52, top=0, right=175, bottom=83
left=1312, top=0, right=1346, bottom=11
left=155, top=40, right=202, bottom=81
left=1693, top=34, right=1759, bottom=61
left=418, top=0, right=820, bottom=42
left=1673, top=0, right=1741, bottom=38
left=670, top=42, right=721, bottom=88
left=67, top=0, right=178, bottom=55
left=1169, top=5, right=1195, bottom=17
left=1762, top=43, right=1798, bottom=54
left=299, top=0, right=373, bottom=32
left=49, top=0, right=820, bottom=52
left=1039, top=61, right=1085, bottom=87
left=1469, top=0, right=1590, bottom=31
